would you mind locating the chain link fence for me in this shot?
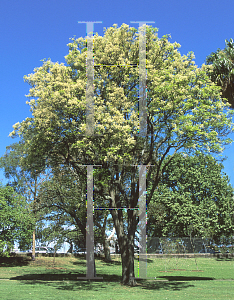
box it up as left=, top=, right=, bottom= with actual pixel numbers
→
left=147, top=236, right=234, bottom=254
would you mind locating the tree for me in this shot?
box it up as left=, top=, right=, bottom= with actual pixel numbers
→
left=36, top=164, right=113, bottom=261
left=147, top=152, right=234, bottom=242
left=206, top=38, right=234, bottom=108
left=0, top=141, right=47, bottom=260
left=9, top=24, right=234, bottom=285
left=39, top=215, right=70, bottom=265
left=0, top=183, right=34, bottom=255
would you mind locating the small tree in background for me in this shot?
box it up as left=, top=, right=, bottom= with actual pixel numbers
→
left=0, top=183, right=34, bottom=256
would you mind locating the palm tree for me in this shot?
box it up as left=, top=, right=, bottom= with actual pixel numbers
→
left=206, top=38, right=234, bottom=108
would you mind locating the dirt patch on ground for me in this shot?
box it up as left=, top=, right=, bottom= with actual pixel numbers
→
left=169, top=269, right=187, bottom=271
left=159, top=271, right=173, bottom=272
left=46, top=267, right=67, bottom=270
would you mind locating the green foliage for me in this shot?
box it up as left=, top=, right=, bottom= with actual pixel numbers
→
left=206, top=38, right=234, bottom=108
left=36, top=165, right=88, bottom=241
left=40, top=222, right=68, bottom=252
left=0, top=183, right=35, bottom=256
left=11, top=24, right=234, bottom=167
left=36, top=165, right=109, bottom=250
left=148, top=152, right=234, bottom=241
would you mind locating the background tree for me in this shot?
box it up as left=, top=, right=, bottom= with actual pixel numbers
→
left=0, top=141, right=47, bottom=260
left=206, top=38, right=234, bottom=108
left=39, top=215, right=69, bottom=264
left=147, top=152, right=234, bottom=243
left=9, top=24, right=234, bottom=285
left=0, top=183, right=34, bottom=256
left=36, top=164, right=113, bottom=261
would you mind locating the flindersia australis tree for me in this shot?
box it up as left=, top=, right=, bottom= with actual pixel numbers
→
left=9, top=24, right=234, bottom=285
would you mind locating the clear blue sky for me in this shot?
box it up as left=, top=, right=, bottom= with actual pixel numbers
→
left=1, top=0, right=234, bottom=187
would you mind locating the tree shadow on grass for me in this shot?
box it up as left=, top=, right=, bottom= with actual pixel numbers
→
left=9, top=270, right=216, bottom=292
left=10, top=272, right=95, bottom=282
left=53, top=279, right=195, bottom=292
left=139, top=281, right=195, bottom=291
left=10, top=272, right=122, bottom=286
left=0, top=256, right=31, bottom=267
left=9, top=272, right=196, bottom=292
left=157, top=275, right=214, bottom=281
left=127, top=275, right=214, bottom=291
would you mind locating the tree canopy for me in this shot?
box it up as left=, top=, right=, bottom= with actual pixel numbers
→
left=8, top=23, right=234, bottom=285
left=206, top=38, right=234, bottom=108
left=0, top=183, right=34, bottom=255
left=147, top=152, right=234, bottom=242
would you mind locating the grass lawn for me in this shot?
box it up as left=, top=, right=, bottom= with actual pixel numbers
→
left=0, top=255, right=234, bottom=300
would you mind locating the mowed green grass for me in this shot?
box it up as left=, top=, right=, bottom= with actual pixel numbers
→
left=0, top=255, right=234, bottom=300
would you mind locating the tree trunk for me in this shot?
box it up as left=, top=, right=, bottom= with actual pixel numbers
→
left=120, top=236, right=136, bottom=286
left=53, top=244, right=57, bottom=266
left=109, top=166, right=138, bottom=286
left=103, top=238, right=111, bottom=262
left=110, top=197, right=137, bottom=286
left=101, top=212, right=112, bottom=262
left=69, top=240, right=73, bottom=253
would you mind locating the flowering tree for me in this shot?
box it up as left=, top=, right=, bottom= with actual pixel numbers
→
left=10, top=24, right=234, bottom=285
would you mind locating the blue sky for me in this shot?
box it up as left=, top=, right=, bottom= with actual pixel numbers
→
left=1, top=0, right=234, bottom=188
